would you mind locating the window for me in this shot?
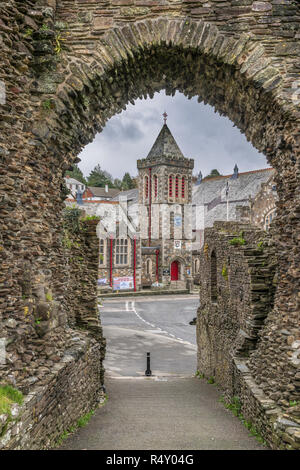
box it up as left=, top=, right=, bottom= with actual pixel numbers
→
left=175, top=176, right=179, bottom=198
left=145, top=176, right=149, bottom=199
left=169, top=175, right=173, bottom=197
left=182, top=176, right=185, bottom=199
left=194, top=258, right=199, bottom=273
left=146, top=258, right=152, bottom=275
left=211, top=250, right=217, bottom=302
left=154, top=175, right=158, bottom=199
left=99, top=239, right=106, bottom=266
left=264, top=209, right=276, bottom=231
left=115, top=238, right=129, bottom=265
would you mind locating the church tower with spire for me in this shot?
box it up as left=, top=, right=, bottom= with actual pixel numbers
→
left=137, top=114, right=194, bottom=288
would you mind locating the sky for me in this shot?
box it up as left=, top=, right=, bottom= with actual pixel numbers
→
left=78, top=91, right=270, bottom=180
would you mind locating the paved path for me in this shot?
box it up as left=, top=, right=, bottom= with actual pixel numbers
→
left=61, top=296, right=263, bottom=450
left=61, top=377, right=262, bottom=450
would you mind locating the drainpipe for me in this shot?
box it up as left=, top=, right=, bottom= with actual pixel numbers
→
left=156, top=249, right=159, bottom=283
left=148, top=167, right=152, bottom=246
left=133, top=237, right=137, bottom=292
left=109, top=235, right=113, bottom=288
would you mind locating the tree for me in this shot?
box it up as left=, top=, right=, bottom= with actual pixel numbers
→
left=65, top=165, right=87, bottom=185
left=205, top=169, right=222, bottom=179
left=87, top=164, right=114, bottom=188
left=121, top=172, right=137, bottom=190
left=113, top=178, right=123, bottom=190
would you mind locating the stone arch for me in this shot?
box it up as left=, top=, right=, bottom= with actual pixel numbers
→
left=169, top=255, right=186, bottom=281
left=1, top=5, right=300, bottom=449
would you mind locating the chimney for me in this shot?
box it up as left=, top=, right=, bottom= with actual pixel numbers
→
left=105, top=184, right=108, bottom=193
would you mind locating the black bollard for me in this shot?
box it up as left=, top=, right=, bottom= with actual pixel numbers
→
left=145, top=352, right=152, bottom=376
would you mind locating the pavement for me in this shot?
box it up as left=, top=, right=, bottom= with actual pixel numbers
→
left=61, top=295, right=263, bottom=450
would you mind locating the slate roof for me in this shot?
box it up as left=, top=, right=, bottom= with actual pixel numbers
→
left=88, top=186, right=120, bottom=198
left=192, top=168, right=275, bottom=227
left=112, top=188, right=139, bottom=204
left=146, top=124, right=185, bottom=160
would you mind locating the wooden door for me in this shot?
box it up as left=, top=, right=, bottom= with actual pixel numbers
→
left=171, top=261, right=179, bottom=281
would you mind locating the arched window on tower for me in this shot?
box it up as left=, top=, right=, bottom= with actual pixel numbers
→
left=154, top=175, right=158, bottom=200
left=175, top=175, right=179, bottom=198
left=211, top=250, right=217, bottom=302
left=144, top=175, right=149, bottom=200
left=169, top=175, right=173, bottom=198
left=182, top=176, right=185, bottom=199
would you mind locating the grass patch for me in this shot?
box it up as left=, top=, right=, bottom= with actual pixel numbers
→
left=221, top=263, right=228, bottom=280
left=76, top=409, right=95, bottom=428
left=229, top=237, right=246, bottom=246
left=81, top=215, right=99, bottom=222
left=0, top=386, right=23, bottom=416
left=219, top=395, right=267, bottom=446
left=55, top=394, right=107, bottom=447
left=207, top=376, right=215, bottom=384
left=257, top=241, right=264, bottom=251
left=45, top=292, right=53, bottom=302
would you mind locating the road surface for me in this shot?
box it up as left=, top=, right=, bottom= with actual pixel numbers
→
left=100, top=295, right=199, bottom=377
left=60, top=295, right=263, bottom=450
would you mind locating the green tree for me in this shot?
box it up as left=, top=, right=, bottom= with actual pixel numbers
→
left=65, top=165, right=87, bottom=185
left=121, top=172, right=137, bottom=190
left=205, top=169, right=222, bottom=179
left=87, top=164, right=114, bottom=188
left=113, top=178, right=123, bottom=190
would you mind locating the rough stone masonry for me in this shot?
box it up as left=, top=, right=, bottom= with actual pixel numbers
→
left=0, top=0, right=299, bottom=449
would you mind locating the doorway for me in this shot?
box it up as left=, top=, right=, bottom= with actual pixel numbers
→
left=171, top=260, right=179, bottom=281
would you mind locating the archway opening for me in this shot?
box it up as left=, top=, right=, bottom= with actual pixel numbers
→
left=2, top=21, right=298, bottom=435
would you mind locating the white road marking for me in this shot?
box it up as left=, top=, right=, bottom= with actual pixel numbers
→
left=127, top=301, right=195, bottom=347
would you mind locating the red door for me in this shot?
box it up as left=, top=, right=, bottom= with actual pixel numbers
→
left=171, top=261, right=179, bottom=281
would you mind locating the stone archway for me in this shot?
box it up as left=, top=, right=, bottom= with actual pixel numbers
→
left=0, top=1, right=299, bottom=449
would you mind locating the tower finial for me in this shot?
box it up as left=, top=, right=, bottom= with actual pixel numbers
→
left=163, top=111, right=168, bottom=125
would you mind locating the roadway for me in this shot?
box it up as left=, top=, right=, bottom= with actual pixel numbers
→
left=100, top=295, right=199, bottom=377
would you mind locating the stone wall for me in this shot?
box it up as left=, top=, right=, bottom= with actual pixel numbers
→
left=197, top=221, right=300, bottom=449
left=0, top=209, right=105, bottom=449
left=0, top=340, right=103, bottom=450
left=250, top=175, right=278, bottom=229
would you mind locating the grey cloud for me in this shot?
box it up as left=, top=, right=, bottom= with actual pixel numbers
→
left=78, top=90, right=269, bottom=180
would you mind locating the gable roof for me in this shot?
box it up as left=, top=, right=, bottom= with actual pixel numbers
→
left=146, top=124, right=185, bottom=160
left=86, top=187, right=120, bottom=198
